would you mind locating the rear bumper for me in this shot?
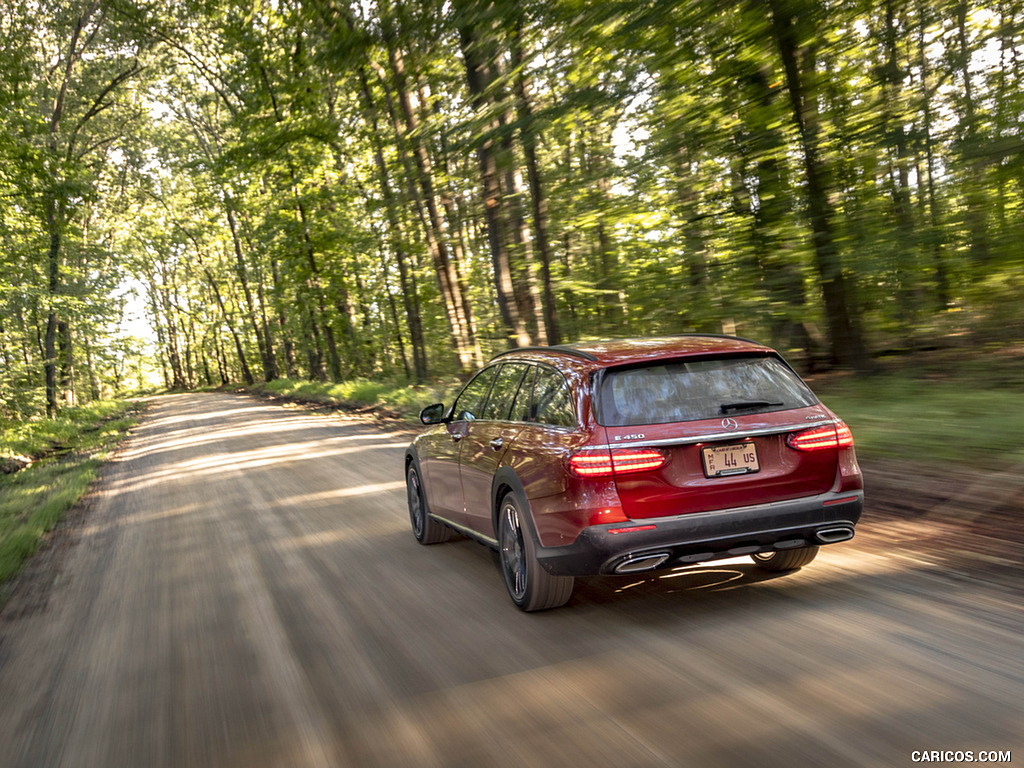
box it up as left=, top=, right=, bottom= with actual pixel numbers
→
left=535, top=490, right=863, bottom=576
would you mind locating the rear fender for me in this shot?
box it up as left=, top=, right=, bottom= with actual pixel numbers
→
left=491, top=467, right=534, bottom=544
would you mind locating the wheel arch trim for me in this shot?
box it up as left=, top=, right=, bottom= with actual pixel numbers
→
left=491, top=467, right=536, bottom=544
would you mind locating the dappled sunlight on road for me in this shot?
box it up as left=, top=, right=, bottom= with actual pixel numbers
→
left=136, top=396, right=284, bottom=426
left=277, top=481, right=406, bottom=507
left=78, top=503, right=203, bottom=538
left=117, top=438, right=408, bottom=494
left=112, top=394, right=412, bottom=498
left=285, top=524, right=403, bottom=550
left=348, top=539, right=1018, bottom=766
left=320, top=581, right=1021, bottom=767
left=121, top=417, right=401, bottom=461
left=159, top=440, right=407, bottom=478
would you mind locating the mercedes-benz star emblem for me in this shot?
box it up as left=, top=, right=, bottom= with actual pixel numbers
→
left=721, top=417, right=739, bottom=431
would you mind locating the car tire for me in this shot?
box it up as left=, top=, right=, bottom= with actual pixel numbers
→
left=498, top=491, right=573, bottom=611
left=751, top=546, right=819, bottom=571
left=407, top=462, right=452, bottom=545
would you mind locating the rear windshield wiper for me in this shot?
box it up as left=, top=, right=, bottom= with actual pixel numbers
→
left=720, top=401, right=783, bottom=413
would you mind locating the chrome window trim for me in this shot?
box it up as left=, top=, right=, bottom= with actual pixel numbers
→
left=463, top=418, right=575, bottom=431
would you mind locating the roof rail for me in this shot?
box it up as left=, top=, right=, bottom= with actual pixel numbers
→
left=672, top=332, right=764, bottom=346
left=490, top=345, right=598, bottom=362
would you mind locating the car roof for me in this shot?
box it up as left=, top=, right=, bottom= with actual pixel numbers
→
left=491, top=335, right=774, bottom=368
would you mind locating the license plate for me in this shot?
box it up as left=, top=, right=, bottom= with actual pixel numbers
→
left=702, top=442, right=759, bottom=478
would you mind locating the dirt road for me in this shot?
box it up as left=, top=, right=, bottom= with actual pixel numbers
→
left=0, top=393, right=1020, bottom=767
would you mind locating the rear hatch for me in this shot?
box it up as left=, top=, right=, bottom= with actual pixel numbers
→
left=596, top=354, right=839, bottom=519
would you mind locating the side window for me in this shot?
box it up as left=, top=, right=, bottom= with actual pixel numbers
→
left=532, top=366, right=576, bottom=428
left=482, top=363, right=529, bottom=421
left=451, top=366, right=498, bottom=421
left=510, top=365, right=536, bottom=422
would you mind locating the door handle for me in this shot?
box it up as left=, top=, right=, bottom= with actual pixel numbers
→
left=489, top=437, right=504, bottom=450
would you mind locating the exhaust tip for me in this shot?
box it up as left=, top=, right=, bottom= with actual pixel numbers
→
left=614, top=553, right=671, bottom=574
left=815, top=526, right=854, bottom=544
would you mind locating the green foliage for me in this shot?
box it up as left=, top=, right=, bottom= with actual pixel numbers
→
left=0, top=0, right=156, bottom=420
left=0, top=400, right=138, bottom=460
left=813, top=353, right=1024, bottom=468
left=0, top=399, right=139, bottom=587
left=0, top=458, right=98, bottom=584
left=3, top=0, right=1023, bottom=412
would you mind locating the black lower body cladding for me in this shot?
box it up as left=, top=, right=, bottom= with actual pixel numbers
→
left=534, top=491, right=864, bottom=577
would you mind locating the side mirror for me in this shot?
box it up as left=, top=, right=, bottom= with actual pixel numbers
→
left=419, top=403, right=446, bottom=425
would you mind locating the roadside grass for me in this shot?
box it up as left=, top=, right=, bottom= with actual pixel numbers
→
left=811, top=356, right=1024, bottom=469
left=0, top=401, right=140, bottom=587
left=248, top=377, right=464, bottom=422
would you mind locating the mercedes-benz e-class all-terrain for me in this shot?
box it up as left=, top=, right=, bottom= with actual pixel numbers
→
left=404, top=335, right=863, bottom=611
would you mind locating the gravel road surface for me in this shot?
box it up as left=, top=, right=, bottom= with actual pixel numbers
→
left=0, top=392, right=1020, bottom=767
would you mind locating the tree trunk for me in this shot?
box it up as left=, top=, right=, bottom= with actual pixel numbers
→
left=204, top=266, right=254, bottom=385
left=588, top=128, right=624, bottom=330
left=740, top=57, right=816, bottom=368
left=145, top=274, right=171, bottom=389
left=914, top=0, right=949, bottom=310
left=955, top=0, right=990, bottom=271
left=381, top=30, right=480, bottom=369
left=510, top=21, right=561, bottom=344
left=44, top=211, right=61, bottom=417
left=459, top=19, right=530, bottom=347
left=83, top=333, right=101, bottom=401
left=225, top=198, right=273, bottom=381
left=296, top=201, right=342, bottom=381
left=270, top=254, right=298, bottom=378
left=767, top=0, right=868, bottom=369
left=881, top=0, right=918, bottom=336
left=58, top=319, right=76, bottom=407
left=235, top=207, right=279, bottom=381
left=356, top=67, right=428, bottom=380
left=255, top=59, right=340, bottom=381
left=672, top=143, right=715, bottom=332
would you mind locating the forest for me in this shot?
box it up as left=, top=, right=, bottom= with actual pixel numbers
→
left=1, top=0, right=1022, bottom=421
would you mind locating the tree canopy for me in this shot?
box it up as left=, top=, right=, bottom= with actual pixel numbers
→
left=2, top=0, right=1022, bottom=418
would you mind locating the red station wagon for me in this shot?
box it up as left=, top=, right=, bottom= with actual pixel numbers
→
left=404, top=335, right=863, bottom=611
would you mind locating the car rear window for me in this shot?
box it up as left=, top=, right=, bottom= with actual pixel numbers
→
left=597, top=355, right=817, bottom=427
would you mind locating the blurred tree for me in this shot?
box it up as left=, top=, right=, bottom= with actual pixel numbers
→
left=765, top=0, right=868, bottom=369
left=3, top=0, right=1023, bottom=416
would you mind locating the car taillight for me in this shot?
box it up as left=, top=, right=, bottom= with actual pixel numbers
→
left=787, top=421, right=854, bottom=452
left=569, top=448, right=667, bottom=478
left=835, top=422, right=854, bottom=448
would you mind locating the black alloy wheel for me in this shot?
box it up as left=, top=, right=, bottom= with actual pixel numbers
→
left=498, top=492, right=573, bottom=611
left=406, top=463, right=451, bottom=545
